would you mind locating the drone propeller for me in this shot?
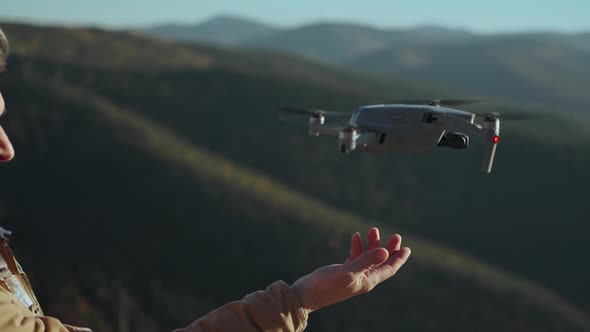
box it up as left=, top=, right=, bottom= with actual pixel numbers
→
left=474, top=112, right=540, bottom=121
left=279, top=107, right=350, bottom=117
left=388, top=99, right=481, bottom=107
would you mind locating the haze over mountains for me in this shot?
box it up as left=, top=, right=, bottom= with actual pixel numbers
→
left=147, top=15, right=476, bottom=61
left=147, top=15, right=279, bottom=45
left=1, top=19, right=590, bottom=331
left=148, top=15, right=590, bottom=110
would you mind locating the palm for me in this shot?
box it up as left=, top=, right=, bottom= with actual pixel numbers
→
left=292, top=228, right=411, bottom=312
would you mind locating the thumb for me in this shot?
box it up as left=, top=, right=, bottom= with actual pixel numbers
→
left=345, top=248, right=389, bottom=273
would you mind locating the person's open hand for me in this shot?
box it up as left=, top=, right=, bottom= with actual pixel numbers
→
left=291, top=227, right=411, bottom=313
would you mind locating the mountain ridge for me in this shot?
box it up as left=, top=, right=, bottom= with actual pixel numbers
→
left=4, top=68, right=589, bottom=331
left=2, top=22, right=590, bottom=330
left=144, top=15, right=590, bottom=111
left=145, top=15, right=281, bottom=45
left=6, top=23, right=590, bottom=307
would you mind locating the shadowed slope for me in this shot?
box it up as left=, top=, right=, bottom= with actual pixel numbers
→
left=1, top=64, right=588, bottom=331
left=1, top=22, right=590, bottom=331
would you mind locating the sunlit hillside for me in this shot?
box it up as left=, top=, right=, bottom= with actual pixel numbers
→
left=148, top=17, right=590, bottom=111
left=0, top=23, right=589, bottom=331
left=9, top=23, right=589, bottom=306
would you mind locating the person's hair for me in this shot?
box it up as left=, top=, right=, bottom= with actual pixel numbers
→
left=0, top=28, right=8, bottom=71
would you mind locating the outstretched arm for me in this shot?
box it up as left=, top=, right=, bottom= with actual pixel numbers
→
left=174, top=228, right=411, bottom=332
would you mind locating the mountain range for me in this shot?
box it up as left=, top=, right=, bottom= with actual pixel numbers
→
left=147, top=15, right=590, bottom=110
left=0, top=21, right=589, bottom=331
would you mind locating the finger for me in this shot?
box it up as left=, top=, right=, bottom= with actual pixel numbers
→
left=64, top=326, right=93, bottom=332
left=346, top=232, right=363, bottom=263
left=345, top=248, right=389, bottom=274
left=367, top=227, right=381, bottom=250
left=369, top=247, right=411, bottom=284
left=386, top=234, right=402, bottom=253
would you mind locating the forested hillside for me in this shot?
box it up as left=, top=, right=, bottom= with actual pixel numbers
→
left=0, top=23, right=589, bottom=331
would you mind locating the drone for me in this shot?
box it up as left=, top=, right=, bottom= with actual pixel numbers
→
left=281, top=99, right=533, bottom=173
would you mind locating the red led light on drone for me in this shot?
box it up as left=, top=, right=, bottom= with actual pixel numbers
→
left=493, top=135, right=500, bottom=144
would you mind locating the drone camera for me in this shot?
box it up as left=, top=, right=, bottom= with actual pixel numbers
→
left=438, top=133, right=469, bottom=149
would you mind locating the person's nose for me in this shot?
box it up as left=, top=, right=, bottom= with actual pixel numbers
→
left=0, top=92, right=14, bottom=162
left=0, top=126, right=14, bottom=162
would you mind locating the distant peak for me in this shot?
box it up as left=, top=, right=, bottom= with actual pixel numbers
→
left=200, top=14, right=276, bottom=29
left=408, top=24, right=471, bottom=34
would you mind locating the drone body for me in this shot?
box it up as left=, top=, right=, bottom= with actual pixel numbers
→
left=284, top=100, right=503, bottom=173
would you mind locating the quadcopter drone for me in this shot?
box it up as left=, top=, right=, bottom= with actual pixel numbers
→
left=282, top=99, right=533, bottom=173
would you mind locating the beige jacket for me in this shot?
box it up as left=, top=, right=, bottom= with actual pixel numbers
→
left=174, top=281, right=309, bottom=332
left=0, top=240, right=91, bottom=332
left=0, top=239, right=308, bottom=332
left=0, top=287, right=91, bottom=332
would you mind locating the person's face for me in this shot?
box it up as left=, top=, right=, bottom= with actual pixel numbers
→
left=0, top=90, right=14, bottom=162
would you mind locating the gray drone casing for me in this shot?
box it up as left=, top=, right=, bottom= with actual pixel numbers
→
left=309, top=104, right=500, bottom=173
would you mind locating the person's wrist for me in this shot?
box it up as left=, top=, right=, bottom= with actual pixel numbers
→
left=291, top=279, right=315, bottom=314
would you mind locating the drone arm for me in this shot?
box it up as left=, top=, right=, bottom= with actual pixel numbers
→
left=441, top=116, right=499, bottom=173
left=482, top=141, right=498, bottom=173
left=308, top=116, right=349, bottom=137
left=481, top=118, right=500, bottom=173
left=316, top=124, right=342, bottom=136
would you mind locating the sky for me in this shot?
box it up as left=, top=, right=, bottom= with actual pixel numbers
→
left=1, top=0, right=589, bottom=33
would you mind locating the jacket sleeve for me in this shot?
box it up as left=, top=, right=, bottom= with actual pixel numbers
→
left=174, top=281, right=309, bottom=332
left=0, top=288, right=91, bottom=332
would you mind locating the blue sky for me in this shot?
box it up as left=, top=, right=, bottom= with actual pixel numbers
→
left=2, top=0, right=589, bottom=33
